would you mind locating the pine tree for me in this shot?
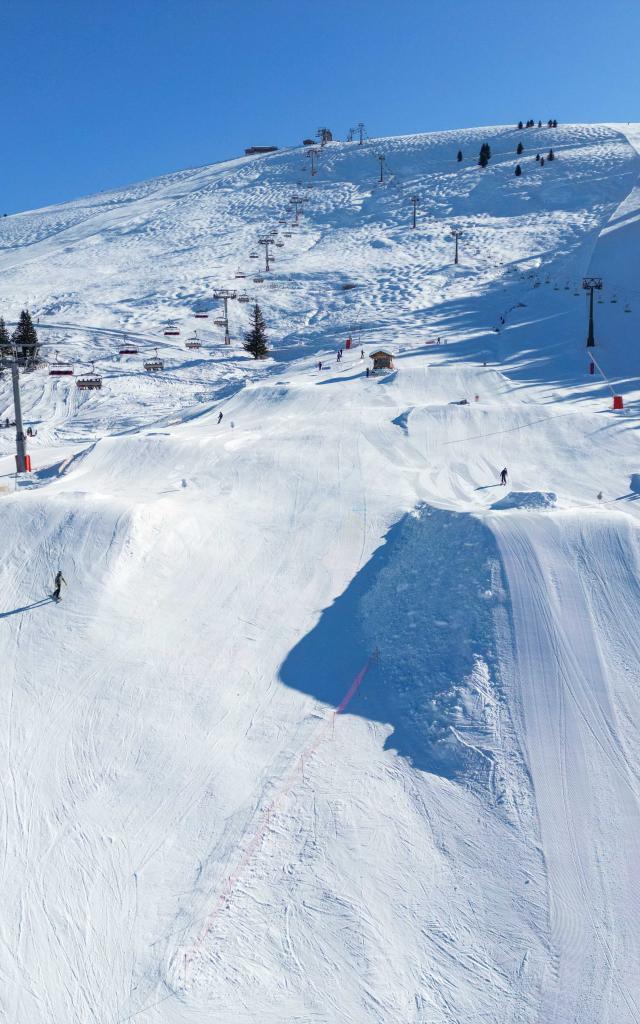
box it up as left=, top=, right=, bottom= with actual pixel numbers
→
left=0, top=317, right=10, bottom=359
left=552, top=119, right=558, bottom=128
left=456, top=149, right=463, bottom=162
left=535, top=153, right=540, bottom=161
left=515, top=164, right=522, bottom=177
left=538, top=120, right=542, bottom=128
left=518, top=121, right=523, bottom=130
left=478, top=142, right=491, bottom=168
left=516, top=141, right=524, bottom=155
left=548, top=148, right=555, bottom=161
left=243, top=303, right=269, bottom=359
left=11, top=309, right=39, bottom=364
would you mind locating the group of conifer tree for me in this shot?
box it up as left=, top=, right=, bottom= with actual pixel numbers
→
left=456, top=137, right=557, bottom=178
left=515, top=145, right=556, bottom=177
left=518, top=119, right=558, bottom=129
left=0, top=310, right=40, bottom=365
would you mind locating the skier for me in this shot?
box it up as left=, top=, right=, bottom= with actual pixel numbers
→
left=360, top=348, right=364, bottom=359
left=500, top=467, right=508, bottom=486
left=217, top=412, right=223, bottom=424
left=52, top=570, right=66, bottom=602
left=366, top=366, right=370, bottom=378
left=318, top=361, right=322, bottom=371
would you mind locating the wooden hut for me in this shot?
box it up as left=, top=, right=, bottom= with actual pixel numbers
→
left=370, top=349, right=395, bottom=372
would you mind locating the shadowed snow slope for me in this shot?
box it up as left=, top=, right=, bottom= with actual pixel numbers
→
left=1, top=122, right=640, bottom=1023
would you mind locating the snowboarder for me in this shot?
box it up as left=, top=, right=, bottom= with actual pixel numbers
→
left=500, top=467, right=508, bottom=486
left=366, top=366, right=370, bottom=378
left=52, top=570, right=66, bottom=602
left=217, top=412, right=223, bottom=424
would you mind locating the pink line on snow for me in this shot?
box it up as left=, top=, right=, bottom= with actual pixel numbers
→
left=336, top=652, right=377, bottom=713
left=182, top=650, right=378, bottom=979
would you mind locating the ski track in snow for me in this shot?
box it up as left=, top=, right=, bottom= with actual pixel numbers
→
left=1, top=122, right=640, bottom=1023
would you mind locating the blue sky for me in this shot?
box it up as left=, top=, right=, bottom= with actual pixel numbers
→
left=2, top=0, right=638, bottom=213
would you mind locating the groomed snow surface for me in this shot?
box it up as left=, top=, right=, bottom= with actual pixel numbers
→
left=1, top=122, right=640, bottom=1023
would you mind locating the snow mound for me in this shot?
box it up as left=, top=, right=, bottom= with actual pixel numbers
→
left=491, top=490, right=557, bottom=511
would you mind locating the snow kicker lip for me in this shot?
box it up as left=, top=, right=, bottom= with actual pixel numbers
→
left=491, top=490, right=557, bottom=511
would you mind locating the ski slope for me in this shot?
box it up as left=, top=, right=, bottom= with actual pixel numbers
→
left=1, top=122, right=640, bottom=1023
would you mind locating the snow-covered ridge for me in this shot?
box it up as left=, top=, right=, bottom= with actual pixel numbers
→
left=1, top=123, right=640, bottom=1023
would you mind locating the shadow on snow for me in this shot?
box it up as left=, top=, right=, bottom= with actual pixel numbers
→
left=280, top=505, right=509, bottom=779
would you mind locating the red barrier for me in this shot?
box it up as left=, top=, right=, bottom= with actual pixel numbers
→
left=613, top=395, right=624, bottom=410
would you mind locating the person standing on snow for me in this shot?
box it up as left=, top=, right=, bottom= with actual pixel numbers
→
left=217, top=412, right=223, bottom=424
left=52, top=570, right=66, bottom=602
left=500, top=467, right=508, bottom=486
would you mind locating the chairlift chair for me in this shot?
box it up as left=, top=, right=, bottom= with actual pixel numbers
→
left=185, top=332, right=202, bottom=350
left=164, top=324, right=180, bottom=336
left=144, top=348, right=164, bottom=371
left=253, top=275, right=264, bottom=284
left=624, top=303, right=632, bottom=313
left=237, top=293, right=250, bottom=303
left=235, top=270, right=246, bottom=279
left=119, top=340, right=139, bottom=354
left=194, top=311, right=209, bottom=319
left=283, top=232, right=292, bottom=238
left=76, top=362, right=102, bottom=389
left=49, top=350, right=74, bottom=376
left=275, top=241, right=284, bottom=248
left=611, top=294, right=618, bottom=304
left=213, top=318, right=228, bottom=327
left=249, top=252, right=259, bottom=259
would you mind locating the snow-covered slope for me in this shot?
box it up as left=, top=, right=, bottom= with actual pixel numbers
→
left=1, top=123, right=640, bottom=1024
